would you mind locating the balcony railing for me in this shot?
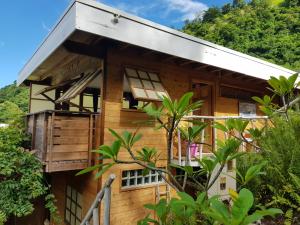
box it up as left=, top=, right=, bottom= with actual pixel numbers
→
left=171, top=115, right=268, bottom=167
left=26, top=110, right=99, bottom=172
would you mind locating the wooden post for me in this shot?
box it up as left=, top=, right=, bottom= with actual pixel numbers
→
left=200, top=118, right=205, bottom=160
left=177, top=130, right=182, bottom=166
left=31, top=114, right=36, bottom=150
left=88, top=114, right=93, bottom=166
left=48, top=112, right=55, bottom=172
left=103, top=185, right=112, bottom=225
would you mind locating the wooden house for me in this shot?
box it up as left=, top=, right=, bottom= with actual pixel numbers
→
left=17, top=0, right=295, bottom=224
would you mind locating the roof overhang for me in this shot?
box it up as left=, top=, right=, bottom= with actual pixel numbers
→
left=17, top=0, right=296, bottom=86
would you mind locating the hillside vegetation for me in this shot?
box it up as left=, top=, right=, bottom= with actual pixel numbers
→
left=183, top=0, right=300, bottom=71
left=0, top=82, right=29, bottom=123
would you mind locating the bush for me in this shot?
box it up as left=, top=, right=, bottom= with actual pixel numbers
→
left=0, top=120, right=59, bottom=224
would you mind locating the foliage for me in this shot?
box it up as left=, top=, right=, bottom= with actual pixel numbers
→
left=182, top=0, right=300, bottom=71
left=78, top=93, right=249, bottom=194
left=138, top=189, right=282, bottom=225
left=0, top=101, right=24, bottom=124
left=0, top=81, right=29, bottom=113
left=235, top=73, right=300, bottom=224
left=0, top=120, right=59, bottom=224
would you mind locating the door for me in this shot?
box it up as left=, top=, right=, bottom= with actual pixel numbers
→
left=192, top=82, right=214, bottom=153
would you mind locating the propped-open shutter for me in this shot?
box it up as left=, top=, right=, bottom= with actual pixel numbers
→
left=125, top=68, right=168, bottom=101
left=56, top=68, right=102, bottom=103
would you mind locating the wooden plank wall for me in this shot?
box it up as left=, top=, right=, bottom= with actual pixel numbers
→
left=98, top=48, right=268, bottom=225
left=47, top=115, right=90, bottom=162
left=51, top=171, right=98, bottom=225
left=49, top=48, right=268, bottom=225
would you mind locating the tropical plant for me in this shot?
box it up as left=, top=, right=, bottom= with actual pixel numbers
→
left=78, top=93, right=249, bottom=194
left=138, top=189, right=282, bottom=225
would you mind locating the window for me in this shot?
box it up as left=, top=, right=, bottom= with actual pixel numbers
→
left=65, top=185, right=82, bottom=225
left=121, top=168, right=164, bottom=189
left=227, top=160, right=233, bottom=172
left=220, top=177, right=226, bottom=191
left=56, top=68, right=102, bottom=103
left=124, top=68, right=168, bottom=102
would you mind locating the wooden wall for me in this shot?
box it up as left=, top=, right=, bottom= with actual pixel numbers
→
left=98, top=48, right=268, bottom=225
left=50, top=47, right=268, bottom=225
left=51, top=171, right=98, bottom=225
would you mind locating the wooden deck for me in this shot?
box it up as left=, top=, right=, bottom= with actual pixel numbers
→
left=27, top=110, right=99, bottom=172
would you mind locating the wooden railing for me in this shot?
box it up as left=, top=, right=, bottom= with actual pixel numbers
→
left=172, top=115, right=268, bottom=166
left=80, top=174, right=116, bottom=225
left=26, top=110, right=100, bottom=172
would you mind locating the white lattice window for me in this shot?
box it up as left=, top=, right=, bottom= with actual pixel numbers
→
left=65, top=185, right=82, bottom=225
left=124, top=68, right=169, bottom=101
left=121, top=168, right=164, bottom=189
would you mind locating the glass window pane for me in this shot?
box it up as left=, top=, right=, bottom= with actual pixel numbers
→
left=122, top=171, right=128, bottom=178
left=146, top=90, right=159, bottom=100
left=71, top=202, right=76, bottom=213
left=142, top=80, right=154, bottom=90
left=67, top=186, right=71, bottom=197
left=66, top=198, right=71, bottom=209
left=130, top=178, right=135, bottom=186
left=129, top=78, right=143, bottom=88
left=144, top=177, right=149, bottom=184
left=153, top=82, right=165, bottom=91
left=137, top=177, right=143, bottom=185
left=148, top=73, right=160, bottom=81
left=125, top=68, right=138, bottom=77
left=138, top=71, right=149, bottom=79
left=77, top=193, right=82, bottom=206
left=65, top=210, right=70, bottom=222
left=71, top=214, right=75, bottom=225
left=72, top=189, right=76, bottom=200
left=151, top=176, right=156, bottom=182
left=76, top=206, right=82, bottom=219
left=137, top=170, right=143, bottom=176
left=133, top=88, right=147, bottom=98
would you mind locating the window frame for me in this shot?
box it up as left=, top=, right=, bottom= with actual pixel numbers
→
left=64, top=185, right=83, bottom=225
left=120, top=168, right=164, bottom=190
left=124, top=67, right=168, bottom=102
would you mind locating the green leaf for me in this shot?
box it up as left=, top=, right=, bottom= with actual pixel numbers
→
left=213, top=122, right=228, bottom=132
left=76, top=164, right=102, bottom=176
left=111, top=140, right=121, bottom=158
left=177, top=92, right=194, bottom=113
left=95, top=163, right=114, bottom=179
left=231, top=188, right=254, bottom=224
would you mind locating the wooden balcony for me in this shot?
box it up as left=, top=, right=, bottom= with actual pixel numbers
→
left=27, top=110, right=99, bottom=172
left=171, top=115, right=268, bottom=167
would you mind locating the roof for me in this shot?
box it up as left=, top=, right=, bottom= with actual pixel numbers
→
left=17, top=0, right=296, bottom=85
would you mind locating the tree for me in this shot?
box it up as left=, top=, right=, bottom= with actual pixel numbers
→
left=182, top=1, right=300, bottom=72
left=0, top=101, right=24, bottom=124
left=0, top=118, right=59, bottom=224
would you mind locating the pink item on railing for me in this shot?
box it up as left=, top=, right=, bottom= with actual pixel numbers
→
left=189, top=143, right=199, bottom=157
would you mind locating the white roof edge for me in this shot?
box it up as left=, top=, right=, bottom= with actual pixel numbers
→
left=76, top=0, right=295, bottom=75
left=18, top=0, right=296, bottom=86
left=17, top=1, right=77, bottom=85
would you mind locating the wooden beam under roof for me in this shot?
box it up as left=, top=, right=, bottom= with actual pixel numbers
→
left=194, top=64, right=209, bottom=70
left=179, top=60, right=194, bottom=66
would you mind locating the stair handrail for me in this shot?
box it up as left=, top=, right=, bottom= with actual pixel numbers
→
left=80, top=174, right=116, bottom=225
